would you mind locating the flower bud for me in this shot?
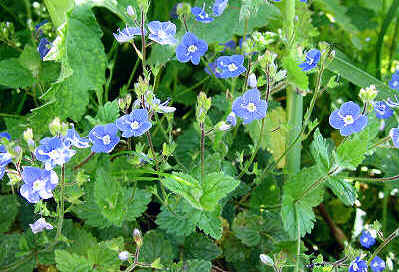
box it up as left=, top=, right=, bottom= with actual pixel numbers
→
left=118, top=251, right=130, bottom=261
left=359, top=84, right=378, bottom=103
left=126, top=5, right=136, bottom=18
left=133, top=228, right=143, bottom=247
left=177, top=2, right=191, bottom=17
left=196, top=92, right=212, bottom=123
left=260, top=254, right=274, bottom=266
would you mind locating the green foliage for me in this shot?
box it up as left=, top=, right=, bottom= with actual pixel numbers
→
left=0, top=58, right=34, bottom=88
left=161, top=172, right=240, bottom=212
left=0, top=195, right=19, bottom=233
left=311, top=129, right=331, bottom=172
left=326, top=177, right=356, bottom=206
left=140, top=230, right=176, bottom=265
left=282, top=55, right=309, bottom=90
left=184, top=232, right=222, bottom=261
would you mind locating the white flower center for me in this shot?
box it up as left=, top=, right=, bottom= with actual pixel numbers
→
left=102, top=135, right=111, bottom=145
left=48, top=149, right=62, bottom=160
left=394, top=81, right=399, bottom=87
left=188, top=45, right=197, bottom=53
left=32, top=180, right=43, bottom=192
left=307, top=57, right=314, bottom=65
left=228, top=63, right=237, bottom=72
left=131, top=121, right=140, bottom=130
left=363, top=237, right=368, bottom=243
left=343, top=115, right=354, bottom=125
left=158, top=30, right=167, bottom=40
left=246, top=103, right=256, bottom=112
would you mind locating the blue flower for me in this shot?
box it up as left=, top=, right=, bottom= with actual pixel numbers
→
left=176, top=32, right=208, bottom=65
left=299, top=49, right=321, bottom=72
left=374, top=101, right=393, bottom=119
left=0, top=167, right=5, bottom=180
left=390, top=128, right=399, bottom=148
left=20, top=166, right=59, bottom=203
left=219, top=40, right=236, bottom=53
left=329, top=101, right=368, bottom=136
left=113, top=26, right=143, bottom=43
left=0, top=132, right=11, bottom=153
left=147, top=21, right=177, bottom=45
left=360, top=230, right=376, bottom=249
left=89, top=123, right=120, bottom=153
left=226, top=112, right=237, bottom=127
left=349, top=257, right=368, bottom=272
left=205, top=61, right=223, bottom=78
left=30, top=218, right=53, bottom=234
left=388, top=71, right=399, bottom=90
left=0, top=152, right=12, bottom=180
left=213, top=0, right=228, bottom=16
left=37, top=38, right=51, bottom=60
left=116, top=109, right=152, bottom=138
left=34, top=20, right=48, bottom=37
left=191, top=6, right=214, bottom=23
left=152, top=97, right=176, bottom=114
left=216, top=55, right=247, bottom=78
left=232, top=88, right=268, bottom=124
left=34, top=137, right=76, bottom=170
left=64, top=127, right=90, bottom=149
left=370, top=256, right=385, bottom=272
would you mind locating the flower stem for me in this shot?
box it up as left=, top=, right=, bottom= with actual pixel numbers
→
left=56, top=165, right=65, bottom=241
left=73, top=152, right=95, bottom=171
left=367, top=228, right=399, bottom=266
left=200, top=122, right=205, bottom=183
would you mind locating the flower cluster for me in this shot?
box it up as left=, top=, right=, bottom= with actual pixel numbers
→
left=349, top=256, right=386, bottom=272
left=191, top=0, right=228, bottom=23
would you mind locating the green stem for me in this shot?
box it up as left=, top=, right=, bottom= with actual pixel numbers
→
left=200, top=122, right=205, bottom=183
left=296, top=218, right=301, bottom=272
left=382, top=185, right=389, bottom=234
left=388, top=17, right=399, bottom=72
left=56, top=165, right=65, bottom=241
left=367, top=228, right=399, bottom=266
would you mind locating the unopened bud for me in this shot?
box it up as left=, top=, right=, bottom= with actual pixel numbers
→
left=133, top=228, right=143, bottom=247
left=359, top=84, right=378, bottom=103
left=126, top=5, right=136, bottom=17
left=118, top=251, right=130, bottom=261
left=260, top=254, right=274, bottom=266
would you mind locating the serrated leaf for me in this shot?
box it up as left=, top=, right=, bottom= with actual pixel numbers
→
left=156, top=199, right=201, bottom=237
left=55, top=250, right=91, bottom=272
left=311, top=128, right=331, bottom=172
left=198, top=209, right=223, bottom=240
left=335, top=126, right=369, bottom=170
left=282, top=55, right=309, bottom=90
left=249, top=176, right=280, bottom=209
left=95, top=100, right=120, bottom=124
left=0, top=195, right=19, bottom=233
left=282, top=167, right=325, bottom=239
left=327, top=177, right=356, bottom=206
left=0, top=58, right=34, bottom=89
left=184, top=232, right=222, bottom=261
left=140, top=230, right=176, bottom=265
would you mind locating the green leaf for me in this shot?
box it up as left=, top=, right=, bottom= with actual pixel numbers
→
left=94, top=100, right=120, bottom=124
left=55, top=250, right=91, bottom=272
left=200, top=172, right=240, bottom=211
left=327, top=51, right=395, bottom=100
left=125, top=188, right=152, bottom=221
left=232, top=211, right=287, bottom=247
left=184, top=232, right=222, bottom=261
left=185, top=259, right=212, bottom=272
left=139, top=230, right=176, bottom=265
left=327, top=177, right=356, bottom=206
left=156, top=199, right=201, bottom=237
left=43, top=0, right=74, bottom=28
left=335, top=126, right=369, bottom=170
left=247, top=107, right=287, bottom=169
left=282, top=167, right=325, bottom=239
left=161, top=172, right=239, bottom=212
left=0, top=195, right=19, bottom=233
left=249, top=176, right=280, bottom=209
left=87, top=243, right=120, bottom=271
left=0, top=58, right=34, bottom=89
left=313, top=0, right=358, bottom=33
left=18, top=45, right=41, bottom=78
left=311, top=128, right=331, bottom=172
left=282, top=55, right=309, bottom=90
left=198, top=208, right=223, bottom=240
left=0, top=234, right=34, bottom=271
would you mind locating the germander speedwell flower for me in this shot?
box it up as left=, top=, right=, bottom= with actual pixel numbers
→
left=20, top=166, right=59, bottom=203
left=232, top=88, right=268, bottom=124
left=373, top=101, right=393, bottom=119
left=389, top=127, right=399, bottom=148
left=329, top=101, right=368, bottom=136
left=35, top=137, right=76, bottom=170
left=299, top=49, right=321, bottom=72
left=0, top=131, right=11, bottom=153
left=205, top=61, right=223, bottom=78
left=216, top=55, right=246, bottom=78
left=113, top=26, right=143, bottom=43
left=176, top=32, right=208, bottom=65
left=388, top=71, right=399, bottom=90
left=89, top=123, right=120, bottom=153
left=370, top=256, right=385, bottom=272
left=116, top=109, right=152, bottom=138
left=213, top=0, right=228, bottom=16
left=64, top=127, right=90, bottom=149
left=147, top=21, right=177, bottom=45
left=37, top=38, right=51, bottom=60
left=30, top=218, right=54, bottom=234
left=360, top=230, right=376, bottom=249
left=349, top=257, right=368, bottom=272
left=191, top=5, right=214, bottom=23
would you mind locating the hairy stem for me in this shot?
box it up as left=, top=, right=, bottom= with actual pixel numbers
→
left=200, top=122, right=205, bottom=183
left=56, top=165, right=65, bottom=241
left=73, top=152, right=95, bottom=171
left=367, top=228, right=399, bottom=266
